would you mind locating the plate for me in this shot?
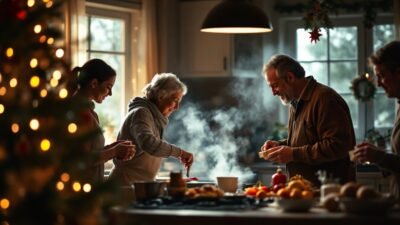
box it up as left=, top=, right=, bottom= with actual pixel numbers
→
left=339, top=197, right=397, bottom=214
left=275, top=198, right=315, bottom=212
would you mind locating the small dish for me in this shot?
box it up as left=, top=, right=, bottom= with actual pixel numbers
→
left=275, top=198, right=315, bottom=212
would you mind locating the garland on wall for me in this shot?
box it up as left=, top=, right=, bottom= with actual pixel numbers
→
left=275, top=0, right=393, bottom=43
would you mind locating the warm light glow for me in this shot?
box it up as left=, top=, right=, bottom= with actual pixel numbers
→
left=83, top=183, right=92, bottom=193
left=9, top=78, right=17, bottom=88
left=29, top=118, right=40, bottom=130
left=56, top=181, right=64, bottom=191
left=50, top=78, right=58, bottom=87
left=39, top=35, right=46, bottom=43
left=59, top=88, right=68, bottom=98
left=47, top=37, right=54, bottom=45
left=11, top=123, right=19, bottom=133
left=30, top=58, right=38, bottom=68
left=0, top=73, right=2, bottom=82
left=0, top=104, right=4, bottom=114
left=0, top=87, right=6, bottom=96
left=6, top=48, right=13, bottom=58
left=60, top=173, right=70, bottom=182
left=365, top=73, right=370, bottom=79
left=40, top=139, right=51, bottom=151
left=33, top=24, right=42, bottom=34
left=27, top=0, right=35, bottom=7
left=72, top=182, right=81, bottom=192
left=40, top=89, right=47, bottom=97
left=55, top=48, right=64, bottom=58
left=201, top=27, right=272, bottom=33
left=0, top=198, right=10, bottom=209
left=52, top=70, right=62, bottom=80
left=44, top=0, right=53, bottom=8
left=68, top=123, right=77, bottom=133
left=30, top=76, right=40, bottom=87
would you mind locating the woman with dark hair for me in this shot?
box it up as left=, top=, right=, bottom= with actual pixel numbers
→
left=72, top=58, right=135, bottom=183
left=109, top=73, right=194, bottom=185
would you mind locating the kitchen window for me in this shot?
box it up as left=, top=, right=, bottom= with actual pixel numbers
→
left=283, top=15, right=396, bottom=141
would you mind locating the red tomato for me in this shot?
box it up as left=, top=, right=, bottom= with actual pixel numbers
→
left=271, top=168, right=287, bottom=186
left=273, top=183, right=285, bottom=193
left=258, top=185, right=270, bottom=193
left=244, top=187, right=258, bottom=196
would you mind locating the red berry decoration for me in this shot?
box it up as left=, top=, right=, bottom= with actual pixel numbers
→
left=309, top=27, right=322, bottom=44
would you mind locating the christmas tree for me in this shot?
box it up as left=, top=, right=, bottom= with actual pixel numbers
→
left=0, top=1, right=115, bottom=224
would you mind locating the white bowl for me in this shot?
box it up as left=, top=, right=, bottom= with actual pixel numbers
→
left=276, top=198, right=315, bottom=212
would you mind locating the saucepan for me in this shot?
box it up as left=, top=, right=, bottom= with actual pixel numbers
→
left=133, top=181, right=166, bottom=201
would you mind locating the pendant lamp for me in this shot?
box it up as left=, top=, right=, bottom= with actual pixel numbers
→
left=201, top=0, right=273, bottom=34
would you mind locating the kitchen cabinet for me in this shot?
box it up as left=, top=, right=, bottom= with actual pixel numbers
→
left=179, top=0, right=232, bottom=77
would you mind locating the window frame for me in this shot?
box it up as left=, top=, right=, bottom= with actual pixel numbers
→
left=279, top=13, right=396, bottom=140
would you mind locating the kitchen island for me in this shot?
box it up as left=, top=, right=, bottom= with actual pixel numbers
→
left=111, top=203, right=400, bottom=225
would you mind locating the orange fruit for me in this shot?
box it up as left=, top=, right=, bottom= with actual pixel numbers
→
left=301, top=190, right=313, bottom=199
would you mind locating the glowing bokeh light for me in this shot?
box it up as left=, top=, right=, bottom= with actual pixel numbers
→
left=83, top=184, right=92, bottom=193
left=30, top=58, right=38, bottom=68
left=9, top=78, right=17, bottom=88
left=60, top=173, right=70, bottom=182
left=59, top=88, right=68, bottom=98
left=6, top=48, right=13, bottom=58
left=11, top=123, right=19, bottom=133
left=34, top=24, right=42, bottom=33
left=29, top=118, right=40, bottom=130
left=68, top=123, right=77, bottom=133
left=30, top=76, right=40, bottom=88
left=72, top=182, right=81, bottom=192
left=40, top=139, right=51, bottom=151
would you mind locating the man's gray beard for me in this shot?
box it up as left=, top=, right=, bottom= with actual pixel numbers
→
left=280, top=97, right=290, bottom=106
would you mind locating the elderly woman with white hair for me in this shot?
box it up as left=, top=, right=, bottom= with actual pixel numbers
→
left=109, top=73, right=194, bottom=185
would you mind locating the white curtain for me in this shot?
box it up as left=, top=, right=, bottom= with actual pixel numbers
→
left=138, top=0, right=159, bottom=90
left=64, top=0, right=87, bottom=68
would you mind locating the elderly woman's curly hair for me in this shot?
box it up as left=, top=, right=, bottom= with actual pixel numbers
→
left=142, top=73, right=187, bottom=102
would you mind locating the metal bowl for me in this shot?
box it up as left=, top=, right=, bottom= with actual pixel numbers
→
left=133, top=181, right=166, bottom=201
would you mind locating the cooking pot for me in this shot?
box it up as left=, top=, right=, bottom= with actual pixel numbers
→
left=133, top=181, right=166, bottom=201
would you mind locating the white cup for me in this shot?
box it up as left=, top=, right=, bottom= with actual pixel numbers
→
left=217, top=176, right=238, bottom=193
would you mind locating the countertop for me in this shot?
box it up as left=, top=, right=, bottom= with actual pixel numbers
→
left=111, top=202, right=400, bottom=225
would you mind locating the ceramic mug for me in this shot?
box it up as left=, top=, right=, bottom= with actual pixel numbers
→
left=217, top=176, right=238, bottom=193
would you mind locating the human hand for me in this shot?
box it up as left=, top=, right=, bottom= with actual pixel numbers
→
left=353, top=142, right=385, bottom=164
left=263, top=145, right=293, bottom=164
left=259, top=140, right=280, bottom=159
left=115, top=140, right=136, bottom=161
left=179, top=150, right=194, bottom=169
left=262, top=140, right=280, bottom=151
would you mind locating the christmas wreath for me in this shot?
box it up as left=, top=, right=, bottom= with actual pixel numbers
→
left=350, top=73, right=376, bottom=102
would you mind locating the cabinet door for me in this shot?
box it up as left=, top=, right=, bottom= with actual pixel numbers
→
left=179, top=0, right=231, bottom=77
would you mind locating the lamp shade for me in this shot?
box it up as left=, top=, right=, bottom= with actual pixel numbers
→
left=201, top=0, right=273, bottom=33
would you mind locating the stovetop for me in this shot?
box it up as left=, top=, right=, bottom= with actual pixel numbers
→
left=130, top=195, right=272, bottom=211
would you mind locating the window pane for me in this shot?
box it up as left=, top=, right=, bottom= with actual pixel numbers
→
left=301, top=62, right=328, bottom=85
left=374, top=94, right=396, bottom=128
left=373, top=24, right=395, bottom=51
left=342, top=95, right=359, bottom=129
left=296, top=28, right=328, bottom=61
left=89, top=16, right=125, bottom=52
left=90, top=53, right=125, bottom=144
left=330, top=61, right=357, bottom=93
left=329, top=27, right=357, bottom=60
left=373, top=24, right=395, bottom=128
